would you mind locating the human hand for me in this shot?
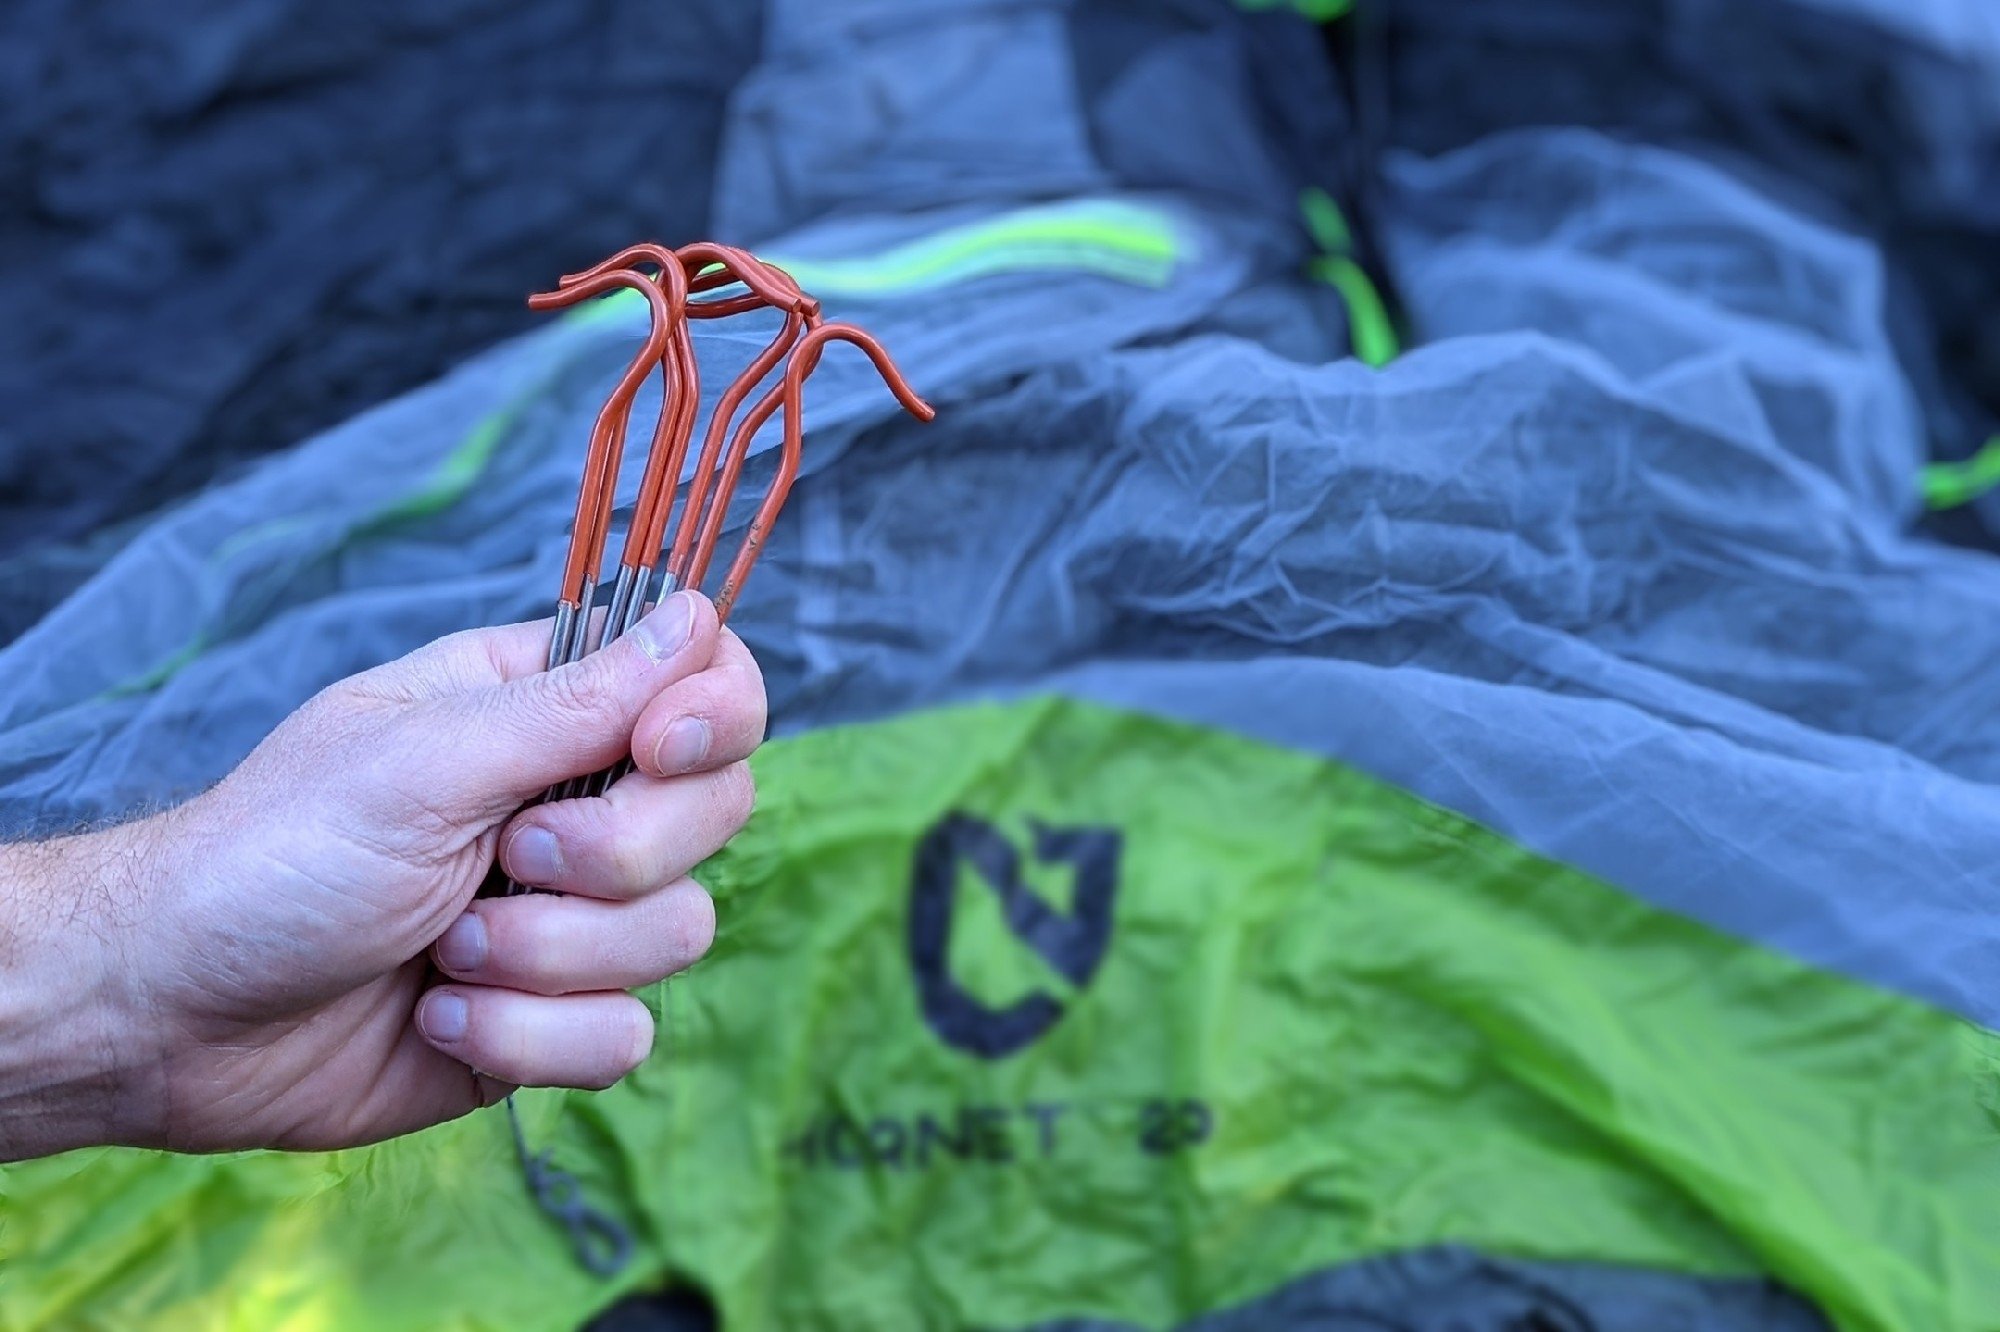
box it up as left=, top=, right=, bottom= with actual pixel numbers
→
left=0, top=590, right=764, bottom=1159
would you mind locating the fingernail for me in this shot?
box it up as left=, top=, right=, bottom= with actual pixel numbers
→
left=654, top=716, right=712, bottom=774
left=421, top=992, right=469, bottom=1044
left=435, top=913, right=488, bottom=974
left=508, top=825, right=563, bottom=886
left=631, top=591, right=698, bottom=664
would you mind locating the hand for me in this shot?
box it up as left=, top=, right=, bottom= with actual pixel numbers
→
left=0, top=590, right=764, bottom=1159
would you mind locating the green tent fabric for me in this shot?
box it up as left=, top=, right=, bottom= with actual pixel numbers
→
left=9, top=699, right=1997, bottom=1330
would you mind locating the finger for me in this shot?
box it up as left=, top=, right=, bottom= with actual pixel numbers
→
left=434, top=591, right=719, bottom=804
left=430, top=878, right=715, bottom=995
left=499, top=763, right=755, bottom=897
left=630, top=628, right=768, bottom=777
left=415, top=986, right=653, bottom=1090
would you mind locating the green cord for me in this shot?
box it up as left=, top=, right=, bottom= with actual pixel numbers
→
left=1299, top=187, right=1354, bottom=252
left=1309, top=257, right=1400, bottom=369
left=1234, top=0, right=1355, bottom=20
left=1921, top=436, right=2000, bottom=509
left=1299, top=187, right=1400, bottom=368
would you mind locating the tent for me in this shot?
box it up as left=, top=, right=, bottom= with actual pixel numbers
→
left=4, top=2, right=1998, bottom=1328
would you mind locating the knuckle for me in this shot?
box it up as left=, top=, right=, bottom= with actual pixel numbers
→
left=487, top=905, right=561, bottom=990
left=672, top=883, right=717, bottom=962
left=475, top=627, right=522, bottom=682
left=562, top=790, right=636, bottom=888
left=715, top=660, right=769, bottom=736
left=715, top=762, right=757, bottom=829
left=620, top=1008, right=657, bottom=1076
left=742, top=684, right=770, bottom=742
left=406, top=627, right=502, bottom=696
left=728, top=654, right=769, bottom=711
left=307, top=677, right=368, bottom=715
left=572, top=1007, right=652, bottom=1090
left=479, top=1016, right=534, bottom=1083
left=603, top=816, right=660, bottom=890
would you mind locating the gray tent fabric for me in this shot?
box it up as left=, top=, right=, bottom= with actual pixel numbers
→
left=1382, top=127, right=1922, bottom=522
left=1376, top=0, right=2000, bottom=531
left=717, top=0, right=1351, bottom=246
left=0, top=0, right=762, bottom=641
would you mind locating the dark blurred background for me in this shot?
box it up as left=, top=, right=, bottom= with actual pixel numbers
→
left=0, top=1, right=760, bottom=632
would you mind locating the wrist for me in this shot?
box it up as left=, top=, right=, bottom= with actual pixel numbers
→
left=0, top=818, right=169, bottom=1160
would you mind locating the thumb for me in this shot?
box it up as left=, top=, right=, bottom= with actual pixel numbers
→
left=435, top=590, right=718, bottom=806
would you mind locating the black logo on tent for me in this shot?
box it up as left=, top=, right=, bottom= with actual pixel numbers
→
left=907, top=813, right=1121, bottom=1058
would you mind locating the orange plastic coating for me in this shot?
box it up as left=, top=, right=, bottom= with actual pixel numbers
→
left=533, top=240, right=932, bottom=624
left=525, top=269, right=673, bottom=605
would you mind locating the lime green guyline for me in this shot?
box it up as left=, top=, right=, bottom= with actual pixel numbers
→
left=1921, top=436, right=2000, bottom=509
left=660, top=199, right=1182, bottom=302
left=1235, top=0, right=1355, bottom=21
left=1234, top=1, right=1398, bottom=365
left=1300, top=187, right=1400, bottom=368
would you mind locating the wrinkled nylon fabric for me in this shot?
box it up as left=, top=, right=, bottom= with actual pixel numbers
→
left=7, top=700, right=1988, bottom=1330
left=1377, top=0, right=2000, bottom=536
left=0, top=0, right=762, bottom=638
